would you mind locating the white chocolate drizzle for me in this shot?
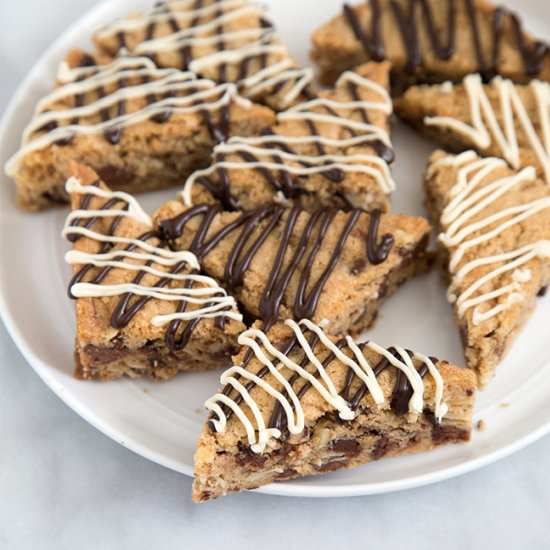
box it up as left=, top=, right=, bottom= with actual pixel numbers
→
left=181, top=69, right=395, bottom=205
left=95, top=0, right=312, bottom=109
left=425, top=74, right=550, bottom=184
left=98, top=1, right=257, bottom=40
left=63, top=177, right=242, bottom=328
left=5, top=54, right=250, bottom=177
left=432, top=153, right=550, bottom=325
left=206, top=319, right=448, bottom=453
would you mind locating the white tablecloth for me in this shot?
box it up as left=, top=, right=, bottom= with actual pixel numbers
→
left=1, top=1, right=549, bottom=548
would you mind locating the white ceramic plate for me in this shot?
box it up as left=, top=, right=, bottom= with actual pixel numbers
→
left=1, top=0, right=550, bottom=498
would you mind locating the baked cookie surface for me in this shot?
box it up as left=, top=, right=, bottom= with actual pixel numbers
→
left=425, top=150, right=550, bottom=386
left=65, top=164, right=245, bottom=381
left=6, top=50, right=274, bottom=211
left=311, top=0, right=550, bottom=91
left=193, top=319, right=476, bottom=501
left=181, top=62, right=396, bottom=213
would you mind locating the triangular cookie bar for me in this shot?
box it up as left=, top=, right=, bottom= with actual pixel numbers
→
left=425, top=150, right=550, bottom=386
left=312, top=0, right=550, bottom=90
left=193, top=319, right=476, bottom=501
left=181, top=62, right=396, bottom=212
left=5, top=49, right=274, bottom=211
left=65, top=164, right=245, bottom=380
left=93, top=0, right=313, bottom=110
left=154, top=198, right=431, bottom=337
left=396, top=74, right=550, bottom=185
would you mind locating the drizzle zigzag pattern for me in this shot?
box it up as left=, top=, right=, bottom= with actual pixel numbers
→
left=5, top=54, right=246, bottom=176
left=431, top=152, right=550, bottom=325
left=343, top=0, right=549, bottom=77
left=182, top=70, right=396, bottom=208
left=206, top=319, right=448, bottom=453
left=426, top=74, right=550, bottom=184
left=63, top=178, right=241, bottom=351
left=94, top=0, right=313, bottom=108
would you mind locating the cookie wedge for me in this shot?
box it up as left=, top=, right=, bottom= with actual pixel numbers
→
left=155, top=199, right=431, bottom=337
left=311, top=0, right=550, bottom=90
left=396, top=74, right=550, bottom=185
left=65, top=164, right=245, bottom=380
left=180, top=62, right=396, bottom=212
left=93, top=0, right=314, bottom=111
left=425, top=150, right=550, bottom=386
left=193, top=319, right=476, bottom=501
left=5, top=50, right=274, bottom=211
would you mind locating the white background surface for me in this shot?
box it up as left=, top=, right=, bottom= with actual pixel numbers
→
left=1, top=1, right=550, bottom=548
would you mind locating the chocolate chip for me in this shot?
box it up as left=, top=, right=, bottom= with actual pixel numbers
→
left=235, top=442, right=268, bottom=468
left=78, top=53, right=97, bottom=68
left=370, top=435, right=397, bottom=460
left=329, top=438, right=361, bottom=457
left=150, top=111, right=172, bottom=124
left=425, top=411, right=469, bottom=443
left=538, top=286, right=548, bottom=297
left=350, top=258, right=367, bottom=276
left=104, top=127, right=122, bottom=145
left=83, top=343, right=129, bottom=364
left=459, top=325, right=468, bottom=347
left=96, top=164, right=135, bottom=189
left=37, top=120, right=59, bottom=133
left=55, top=134, right=74, bottom=146
left=41, top=190, right=68, bottom=205
left=209, top=347, right=238, bottom=362
left=317, top=458, right=349, bottom=472
left=432, top=425, right=469, bottom=443
left=259, top=16, right=273, bottom=28
left=322, top=167, right=344, bottom=182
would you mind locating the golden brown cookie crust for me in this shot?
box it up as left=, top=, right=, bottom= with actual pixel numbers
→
left=424, top=150, right=550, bottom=387
left=9, top=48, right=275, bottom=212
left=311, top=0, right=550, bottom=90
left=67, top=164, right=245, bottom=381
left=192, top=321, right=476, bottom=501
left=154, top=198, right=431, bottom=337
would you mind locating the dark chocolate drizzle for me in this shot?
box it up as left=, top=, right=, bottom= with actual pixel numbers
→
left=343, top=0, right=550, bottom=80
left=366, top=207, right=394, bottom=262
left=219, top=324, right=433, bottom=437
left=192, top=78, right=394, bottom=210
left=113, top=0, right=313, bottom=105
left=159, top=204, right=396, bottom=430
left=67, top=186, right=395, bottom=361
left=161, top=204, right=393, bottom=325
left=36, top=48, right=233, bottom=148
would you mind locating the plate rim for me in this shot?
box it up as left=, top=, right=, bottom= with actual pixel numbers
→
left=1, top=0, right=550, bottom=499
